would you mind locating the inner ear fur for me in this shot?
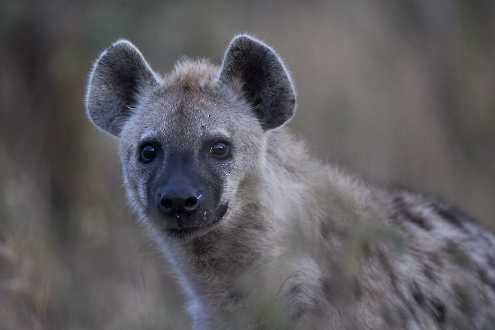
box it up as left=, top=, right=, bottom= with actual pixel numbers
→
left=85, top=40, right=159, bottom=137
left=219, top=34, right=296, bottom=130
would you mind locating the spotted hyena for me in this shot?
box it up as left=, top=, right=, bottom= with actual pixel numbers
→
left=85, top=34, right=495, bottom=329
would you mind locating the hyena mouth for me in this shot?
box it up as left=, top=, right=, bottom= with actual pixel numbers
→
left=166, top=203, right=229, bottom=239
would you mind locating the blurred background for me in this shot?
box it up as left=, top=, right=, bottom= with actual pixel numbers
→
left=0, top=1, right=494, bottom=329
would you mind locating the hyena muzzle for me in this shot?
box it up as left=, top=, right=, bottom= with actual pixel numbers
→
left=85, top=34, right=495, bottom=329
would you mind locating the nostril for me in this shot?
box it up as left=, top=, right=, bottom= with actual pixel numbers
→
left=160, top=197, right=173, bottom=211
left=184, top=196, right=199, bottom=212
left=157, top=191, right=201, bottom=215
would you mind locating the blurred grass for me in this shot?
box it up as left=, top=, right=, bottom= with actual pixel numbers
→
left=0, top=1, right=494, bottom=329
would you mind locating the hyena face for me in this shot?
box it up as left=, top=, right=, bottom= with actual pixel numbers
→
left=86, top=35, right=296, bottom=240
left=119, top=81, right=263, bottom=238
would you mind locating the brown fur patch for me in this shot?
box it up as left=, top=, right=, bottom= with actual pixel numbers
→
left=163, top=59, right=219, bottom=90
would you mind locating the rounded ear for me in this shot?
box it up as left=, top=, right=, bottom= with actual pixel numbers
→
left=219, top=35, right=296, bottom=131
left=85, top=40, right=159, bottom=137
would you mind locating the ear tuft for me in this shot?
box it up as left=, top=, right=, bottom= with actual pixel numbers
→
left=85, top=39, right=159, bottom=137
left=219, top=34, right=296, bottom=130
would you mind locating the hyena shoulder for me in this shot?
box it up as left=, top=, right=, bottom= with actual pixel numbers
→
left=257, top=139, right=495, bottom=328
left=384, top=191, right=495, bottom=328
left=275, top=191, right=495, bottom=328
left=306, top=186, right=495, bottom=329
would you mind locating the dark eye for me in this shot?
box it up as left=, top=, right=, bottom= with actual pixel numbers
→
left=208, top=141, right=231, bottom=159
left=139, top=142, right=159, bottom=163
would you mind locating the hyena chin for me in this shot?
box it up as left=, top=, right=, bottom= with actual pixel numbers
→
left=85, top=34, right=495, bottom=329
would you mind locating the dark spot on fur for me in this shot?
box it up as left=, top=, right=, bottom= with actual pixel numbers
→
left=321, top=275, right=361, bottom=303
left=393, top=196, right=432, bottom=231
left=360, top=240, right=373, bottom=258
left=291, top=305, right=306, bottom=321
left=478, top=268, right=488, bottom=283
left=352, top=277, right=363, bottom=299
left=412, top=282, right=448, bottom=324
left=486, top=254, right=495, bottom=268
left=445, top=240, right=473, bottom=268
left=320, top=221, right=329, bottom=239
left=377, top=250, right=422, bottom=323
left=321, top=276, right=348, bottom=303
left=431, top=203, right=470, bottom=231
left=289, top=283, right=303, bottom=296
left=479, top=268, right=495, bottom=294
left=429, top=253, right=444, bottom=269
left=251, top=96, right=262, bottom=109
left=410, top=281, right=425, bottom=306
left=452, top=283, right=474, bottom=318
left=381, top=305, right=398, bottom=327
left=320, top=277, right=333, bottom=301
left=430, top=298, right=446, bottom=324
left=228, top=289, right=243, bottom=303
left=423, top=264, right=438, bottom=283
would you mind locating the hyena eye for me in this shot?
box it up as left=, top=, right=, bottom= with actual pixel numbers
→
left=208, top=141, right=231, bottom=159
left=139, top=142, right=160, bottom=163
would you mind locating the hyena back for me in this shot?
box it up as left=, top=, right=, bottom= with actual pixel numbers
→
left=85, top=35, right=495, bottom=329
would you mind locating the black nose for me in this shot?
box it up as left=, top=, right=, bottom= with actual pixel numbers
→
left=157, top=188, right=201, bottom=216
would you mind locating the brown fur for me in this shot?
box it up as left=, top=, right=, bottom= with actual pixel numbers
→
left=164, top=59, right=219, bottom=90
left=85, top=35, right=495, bottom=329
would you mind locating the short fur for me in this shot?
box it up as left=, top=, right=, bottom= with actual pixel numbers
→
left=85, top=34, right=495, bottom=329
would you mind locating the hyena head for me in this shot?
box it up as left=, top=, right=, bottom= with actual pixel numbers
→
left=85, top=35, right=296, bottom=240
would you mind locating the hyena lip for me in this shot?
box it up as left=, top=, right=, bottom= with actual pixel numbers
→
left=165, top=203, right=229, bottom=239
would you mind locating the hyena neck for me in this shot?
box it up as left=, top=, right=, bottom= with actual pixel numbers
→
left=169, top=177, right=269, bottom=327
left=173, top=173, right=270, bottom=294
